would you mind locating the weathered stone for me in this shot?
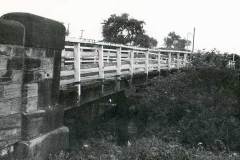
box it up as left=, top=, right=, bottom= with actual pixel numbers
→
left=12, top=47, right=25, bottom=57
left=2, top=12, right=66, bottom=49
left=14, top=126, right=69, bottom=160
left=0, top=113, right=21, bottom=130
left=0, top=45, right=12, bottom=57
left=22, top=109, right=64, bottom=140
left=38, top=79, right=53, bottom=108
left=0, top=57, right=8, bottom=71
left=8, top=56, right=24, bottom=70
left=0, top=127, right=21, bottom=148
left=40, top=58, right=54, bottom=79
left=0, top=19, right=24, bottom=46
left=23, top=83, right=38, bottom=97
left=0, top=84, right=21, bottom=99
left=0, top=70, right=23, bottom=84
left=22, top=96, right=38, bottom=113
left=0, top=98, right=21, bottom=116
left=25, top=48, right=46, bottom=58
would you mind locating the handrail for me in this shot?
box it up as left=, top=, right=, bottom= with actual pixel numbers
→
left=60, top=37, right=191, bottom=96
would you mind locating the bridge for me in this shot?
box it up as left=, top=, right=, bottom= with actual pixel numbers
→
left=0, top=12, right=191, bottom=160
left=59, top=37, right=191, bottom=108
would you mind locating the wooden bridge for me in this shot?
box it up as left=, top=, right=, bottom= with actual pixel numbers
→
left=59, top=37, right=191, bottom=106
left=0, top=12, right=191, bottom=160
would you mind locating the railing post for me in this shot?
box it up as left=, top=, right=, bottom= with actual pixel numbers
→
left=158, top=52, right=161, bottom=72
left=145, top=50, right=149, bottom=75
left=117, top=47, right=121, bottom=76
left=177, top=52, right=180, bottom=69
left=130, top=50, right=134, bottom=76
left=168, top=52, right=172, bottom=70
left=74, top=42, right=81, bottom=97
left=183, top=53, right=187, bottom=67
left=98, top=45, right=104, bottom=79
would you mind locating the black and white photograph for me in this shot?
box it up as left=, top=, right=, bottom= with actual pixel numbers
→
left=0, top=0, right=240, bottom=159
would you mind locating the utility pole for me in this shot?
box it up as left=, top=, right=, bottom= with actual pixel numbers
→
left=192, top=27, right=195, bottom=53
left=80, top=29, right=84, bottom=38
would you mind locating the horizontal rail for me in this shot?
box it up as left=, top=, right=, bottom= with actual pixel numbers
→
left=60, top=38, right=191, bottom=93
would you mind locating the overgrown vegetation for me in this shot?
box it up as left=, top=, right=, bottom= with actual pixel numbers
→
left=50, top=52, right=240, bottom=159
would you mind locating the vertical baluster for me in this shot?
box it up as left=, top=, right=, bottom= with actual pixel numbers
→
left=158, top=52, right=161, bottom=73
left=130, top=50, right=134, bottom=75
left=74, top=42, right=81, bottom=97
left=117, top=47, right=121, bottom=76
left=177, top=52, right=180, bottom=69
left=98, top=45, right=104, bottom=79
left=145, top=50, right=149, bottom=75
left=168, top=52, right=172, bottom=70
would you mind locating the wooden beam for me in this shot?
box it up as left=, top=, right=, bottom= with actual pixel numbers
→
left=168, top=52, right=171, bottom=70
left=158, top=52, right=161, bottom=72
left=177, top=52, right=180, bottom=69
left=130, top=50, right=134, bottom=75
left=145, top=50, right=149, bottom=75
left=98, top=45, right=104, bottom=79
left=116, top=47, right=121, bottom=76
left=74, top=42, right=81, bottom=96
left=183, top=53, right=187, bottom=67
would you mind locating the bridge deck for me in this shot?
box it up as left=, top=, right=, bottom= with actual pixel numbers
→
left=60, top=37, right=191, bottom=102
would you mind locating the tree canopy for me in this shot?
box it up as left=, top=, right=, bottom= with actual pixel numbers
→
left=102, top=13, right=157, bottom=48
left=164, top=32, right=191, bottom=50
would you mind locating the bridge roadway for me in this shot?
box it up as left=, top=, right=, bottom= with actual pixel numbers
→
left=59, top=37, right=191, bottom=109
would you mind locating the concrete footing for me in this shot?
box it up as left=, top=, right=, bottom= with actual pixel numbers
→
left=14, top=126, right=69, bottom=160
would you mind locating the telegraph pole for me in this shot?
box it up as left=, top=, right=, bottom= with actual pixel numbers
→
left=192, top=27, right=195, bottom=53
left=80, top=29, right=84, bottom=38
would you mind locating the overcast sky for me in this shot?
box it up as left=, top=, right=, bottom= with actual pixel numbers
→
left=1, top=0, right=239, bottom=53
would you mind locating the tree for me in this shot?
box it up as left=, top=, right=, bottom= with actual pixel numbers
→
left=102, top=13, right=157, bottom=48
left=164, top=32, right=191, bottom=50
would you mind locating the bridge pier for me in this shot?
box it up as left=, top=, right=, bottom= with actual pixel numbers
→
left=0, top=13, right=68, bottom=160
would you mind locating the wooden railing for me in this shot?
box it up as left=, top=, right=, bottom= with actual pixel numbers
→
left=60, top=37, right=191, bottom=91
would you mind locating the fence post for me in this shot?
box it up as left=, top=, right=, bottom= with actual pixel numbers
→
left=168, top=52, right=172, bottom=70
left=130, top=50, right=134, bottom=76
left=145, top=50, right=149, bottom=75
left=158, top=52, right=161, bottom=72
left=183, top=53, right=187, bottom=67
left=117, top=47, right=121, bottom=77
left=98, top=45, right=104, bottom=79
left=74, top=42, right=81, bottom=97
left=177, top=52, right=180, bottom=69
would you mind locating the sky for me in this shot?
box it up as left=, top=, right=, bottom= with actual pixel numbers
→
left=1, top=0, right=240, bottom=53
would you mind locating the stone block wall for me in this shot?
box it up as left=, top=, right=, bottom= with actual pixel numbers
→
left=0, top=45, right=24, bottom=151
left=0, top=12, right=68, bottom=159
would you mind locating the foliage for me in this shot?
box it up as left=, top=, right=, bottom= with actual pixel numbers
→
left=52, top=52, right=240, bottom=159
left=102, top=13, right=158, bottom=48
left=49, top=137, right=240, bottom=160
left=164, top=32, right=191, bottom=50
